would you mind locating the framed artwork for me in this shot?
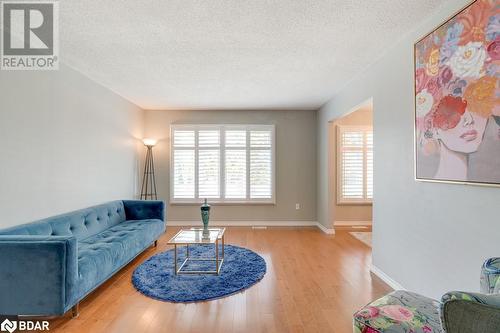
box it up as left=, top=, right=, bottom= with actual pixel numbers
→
left=414, top=0, right=500, bottom=186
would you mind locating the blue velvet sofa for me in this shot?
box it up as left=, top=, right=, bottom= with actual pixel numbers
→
left=0, top=200, right=165, bottom=317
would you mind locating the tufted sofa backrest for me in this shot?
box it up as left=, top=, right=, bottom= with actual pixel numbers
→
left=0, top=201, right=126, bottom=241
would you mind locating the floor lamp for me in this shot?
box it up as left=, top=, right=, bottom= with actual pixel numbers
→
left=140, top=138, right=158, bottom=200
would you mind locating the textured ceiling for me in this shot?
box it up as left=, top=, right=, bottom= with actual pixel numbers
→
left=60, top=0, right=443, bottom=110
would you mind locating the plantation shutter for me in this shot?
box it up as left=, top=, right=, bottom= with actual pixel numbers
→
left=366, top=132, right=373, bottom=199
left=171, top=125, right=275, bottom=203
left=225, top=130, right=247, bottom=199
left=198, top=130, right=220, bottom=198
left=173, top=130, right=195, bottom=199
left=338, top=126, right=373, bottom=203
left=250, top=130, right=272, bottom=199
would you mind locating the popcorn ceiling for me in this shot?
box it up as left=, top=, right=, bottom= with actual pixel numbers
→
left=59, top=0, right=443, bottom=110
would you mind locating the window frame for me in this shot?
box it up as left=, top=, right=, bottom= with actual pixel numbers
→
left=336, top=125, right=373, bottom=205
left=170, top=124, right=276, bottom=205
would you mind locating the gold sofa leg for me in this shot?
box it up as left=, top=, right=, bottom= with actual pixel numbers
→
left=72, top=303, right=79, bottom=318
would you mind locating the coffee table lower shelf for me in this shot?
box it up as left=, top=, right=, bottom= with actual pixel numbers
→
left=175, top=254, right=224, bottom=275
left=169, top=228, right=226, bottom=275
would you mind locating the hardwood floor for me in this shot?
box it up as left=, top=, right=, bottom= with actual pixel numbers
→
left=48, top=227, right=391, bottom=333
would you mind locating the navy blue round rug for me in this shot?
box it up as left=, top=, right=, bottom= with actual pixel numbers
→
left=132, top=244, right=266, bottom=302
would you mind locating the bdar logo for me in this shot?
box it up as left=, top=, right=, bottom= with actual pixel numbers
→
left=0, top=319, right=17, bottom=333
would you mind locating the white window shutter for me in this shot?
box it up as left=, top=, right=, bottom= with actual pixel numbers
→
left=171, top=125, right=275, bottom=203
left=172, top=129, right=196, bottom=199
left=250, top=130, right=272, bottom=148
left=198, top=150, right=220, bottom=198
left=342, top=131, right=363, bottom=147
left=366, top=132, right=373, bottom=199
left=225, top=130, right=247, bottom=147
left=250, top=130, right=272, bottom=199
left=338, top=126, right=373, bottom=203
left=198, top=130, right=220, bottom=147
left=173, top=149, right=195, bottom=198
left=173, top=130, right=195, bottom=147
left=250, top=149, right=272, bottom=198
left=225, top=150, right=247, bottom=198
left=341, top=150, right=364, bottom=199
left=197, top=130, right=220, bottom=198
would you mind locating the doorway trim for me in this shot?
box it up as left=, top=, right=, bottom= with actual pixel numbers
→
left=327, top=97, right=373, bottom=229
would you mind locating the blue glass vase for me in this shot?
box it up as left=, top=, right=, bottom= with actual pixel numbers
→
left=200, top=199, right=210, bottom=234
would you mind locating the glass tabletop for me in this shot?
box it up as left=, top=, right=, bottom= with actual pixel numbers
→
left=167, top=228, right=225, bottom=245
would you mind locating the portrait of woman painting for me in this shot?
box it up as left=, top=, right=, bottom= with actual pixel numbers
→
left=415, top=0, right=500, bottom=186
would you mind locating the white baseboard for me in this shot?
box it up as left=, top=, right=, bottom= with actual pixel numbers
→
left=168, top=220, right=317, bottom=227
left=370, top=264, right=405, bottom=291
left=167, top=220, right=335, bottom=234
left=335, top=220, right=372, bottom=226
left=315, top=222, right=335, bottom=234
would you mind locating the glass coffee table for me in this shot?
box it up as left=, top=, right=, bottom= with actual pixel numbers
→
left=167, top=227, right=225, bottom=275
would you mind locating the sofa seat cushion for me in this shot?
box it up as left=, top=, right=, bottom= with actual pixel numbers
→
left=76, top=219, right=164, bottom=299
left=353, top=291, right=443, bottom=333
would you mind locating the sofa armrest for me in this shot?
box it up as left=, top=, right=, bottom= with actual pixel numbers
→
left=123, top=200, right=165, bottom=221
left=441, top=291, right=500, bottom=333
left=481, top=257, right=500, bottom=294
left=0, top=235, right=78, bottom=316
left=442, top=291, right=500, bottom=306
left=442, top=299, right=500, bottom=332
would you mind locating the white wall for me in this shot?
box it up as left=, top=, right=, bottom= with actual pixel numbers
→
left=0, top=64, right=144, bottom=228
left=317, top=0, right=500, bottom=298
left=143, top=109, right=317, bottom=222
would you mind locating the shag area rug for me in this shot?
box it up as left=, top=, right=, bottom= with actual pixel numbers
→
left=132, top=244, right=266, bottom=302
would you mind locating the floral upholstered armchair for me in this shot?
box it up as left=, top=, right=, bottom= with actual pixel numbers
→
left=353, top=258, right=500, bottom=333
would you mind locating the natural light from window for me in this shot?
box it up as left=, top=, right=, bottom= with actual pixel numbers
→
left=337, top=125, right=373, bottom=204
left=171, top=124, right=275, bottom=203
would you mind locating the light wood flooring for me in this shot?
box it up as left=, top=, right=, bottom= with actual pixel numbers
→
left=48, top=227, right=390, bottom=333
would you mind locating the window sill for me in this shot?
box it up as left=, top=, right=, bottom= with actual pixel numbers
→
left=336, top=201, right=373, bottom=206
left=170, top=201, right=276, bottom=206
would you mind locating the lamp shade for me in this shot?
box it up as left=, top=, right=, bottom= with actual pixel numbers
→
left=142, top=138, right=157, bottom=147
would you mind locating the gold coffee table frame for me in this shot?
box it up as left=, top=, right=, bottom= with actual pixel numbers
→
left=167, top=227, right=225, bottom=275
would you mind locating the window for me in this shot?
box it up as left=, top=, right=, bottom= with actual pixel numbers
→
left=171, top=124, right=275, bottom=203
left=337, top=126, right=373, bottom=204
